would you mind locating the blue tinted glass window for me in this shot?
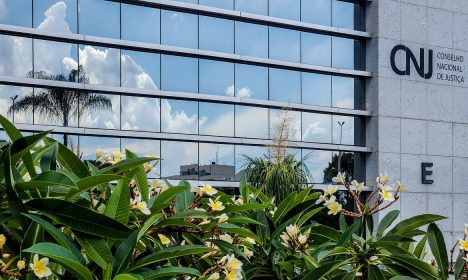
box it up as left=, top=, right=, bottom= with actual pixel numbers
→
left=79, top=45, right=120, bottom=86
left=0, top=35, right=32, bottom=78
left=0, top=0, right=32, bottom=27
left=79, top=136, right=120, bottom=161
left=302, top=73, right=331, bottom=107
left=174, top=0, right=198, bottom=4
left=303, top=150, right=331, bottom=183
left=79, top=93, right=120, bottom=129
left=269, top=0, right=300, bottom=21
left=122, top=138, right=160, bottom=178
left=333, top=115, right=354, bottom=145
left=0, top=85, right=33, bottom=124
left=332, top=76, right=354, bottom=109
left=235, top=22, right=268, bottom=58
left=161, top=10, right=198, bottom=49
left=269, top=27, right=300, bottom=62
left=122, top=4, right=160, bottom=44
left=332, top=0, right=356, bottom=29
left=199, top=143, right=235, bottom=181
left=302, top=112, right=331, bottom=143
left=161, top=99, right=198, bottom=134
left=200, top=0, right=233, bottom=9
left=121, top=50, right=160, bottom=90
left=121, top=96, right=160, bottom=132
left=199, top=16, right=234, bottom=53
left=34, top=87, right=79, bottom=127
left=79, top=0, right=120, bottom=39
left=269, top=68, right=301, bottom=103
left=235, top=64, right=268, bottom=100
left=161, top=55, right=198, bottom=93
left=34, top=39, right=78, bottom=81
left=199, top=102, right=234, bottom=137
left=332, top=37, right=355, bottom=69
left=34, top=0, right=77, bottom=33
left=235, top=145, right=267, bottom=180
left=235, top=0, right=267, bottom=15
left=270, top=109, right=301, bottom=141
left=301, top=0, right=331, bottom=26
left=161, top=141, right=198, bottom=179
left=199, top=60, right=234, bottom=96
left=301, top=32, right=331, bottom=66
left=235, top=105, right=268, bottom=139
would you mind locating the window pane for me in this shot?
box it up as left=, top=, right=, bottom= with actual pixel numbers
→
left=333, top=115, right=354, bottom=145
left=199, top=16, right=234, bottom=53
left=122, top=4, right=160, bottom=44
left=235, top=105, right=268, bottom=139
left=302, top=72, right=331, bottom=107
left=331, top=151, right=354, bottom=181
left=199, top=102, right=234, bottom=137
left=332, top=0, right=356, bottom=30
left=51, top=133, right=78, bottom=150
left=34, top=40, right=78, bottom=81
left=79, top=45, right=120, bottom=86
left=34, top=88, right=78, bottom=127
left=34, top=0, right=77, bottom=33
left=302, top=112, right=331, bottom=143
left=0, top=85, right=33, bottom=123
left=200, top=60, right=234, bottom=96
left=161, top=10, right=198, bottom=49
left=0, top=0, right=32, bottom=27
left=269, top=27, right=300, bottom=62
left=200, top=0, right=233, bottom=10
left=301, top=32, right=331, bottom=66
left=161, top=99, right=198, bottom=134
left=79, top=0, right=120, bottom=39
left=161, top=141, right=198, bottom=180
left=269, top=0, right=300, bottom=21
left=121, top=96, right=160, bottom=132
left=79, top=136, right=120, bottom=161
left=122, top=138, right=160, bottom=178
left=121, top=50, right=160, bottom=90
left=235, top=22, right=268, bottom=58
left=270, top=109, right=301, bottom=141
left=0, top=35, right=32, bottom=77
left=303, top=150, right=331, bottom=183
left=235, top=64, right=268, bottom=100
left=161, top=55, right=198, bottom=93
left=199, top=143, right=235, bottom=181
left=332, top=37, right=356, bottom=69
left=79, top=93, right=120, bottom=129
left=301, top=0, right=331, bottom=26
left=235, top=145, right=267, bottom=180
left=332, top=76, right=354, bottom=109
left=269, top=68, right=300, bottom=103
left=235, top=0, right=267, bottom=15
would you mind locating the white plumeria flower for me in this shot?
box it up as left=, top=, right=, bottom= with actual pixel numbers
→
left=199, top=218, right=211, bottom=225
left=244, top=237, right=256, bottom=245
left=30, top=254, right=52, bottom=279
left=332, top=172, right=346, bottom=184
left=380, top=186, right=394, bottom=201
left=224, top=270, right=243, bottom=280
left=219, top=234, right=234, bottom=244
left=460, top=239, right=468, bottom=251
left=298, top=234, right=308, bottom=245
left=286, top=224, right=300, bottom=238
left=225, top=254, right=243, bottom=271
left=208, top=198, right=225, bottom=211
left=269, top=207, right=277, bottom=216
left=394, top=181, right=406, bottom=192
left=376, top=172, right=390, bottom=185
left=316, top=194, right=327, bottom=205
left=217, top=213, right=229, bottom=223
left=327, top=201, right=342, bottom=215
left=324, top=195, right=337, bottom=206
left=326, top=185, right=338, bottom=195
left=158, top=234, right=171, bottom=246
left=465, top=224, right=468, bottom=234
left=17, top=260, right=25, bottom=270
left=208, top=272, right=220, bottom=280
left=131, top=197, right=151, bottom=215
left=351, top=180, right=365, bottom=191
left=243, top=247, right=254, bottom=258
left=95, top=149, right=103, bottom=160
left=194, top=186, right=204, bottom=196
left=202, top=185, right=218, bottom=196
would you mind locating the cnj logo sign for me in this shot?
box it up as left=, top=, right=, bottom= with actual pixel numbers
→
left=390, top=45, right=433, bottom=79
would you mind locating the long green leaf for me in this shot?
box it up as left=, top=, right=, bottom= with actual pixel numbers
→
left=98, top=157, right=157, bottom=175
left=75, top=234, right=113, bottom=269
left=4, top=149, right=29, bottom=229
left=427, top=223, right=448, bottom=279
left=125, top=149, right=149, bottom=202
left=66, top=174, right=124, bottom=199
left=104, top=176, right=131, bottom=224
left=389, top=214, right=445, bottom=235
left=368, top=265, right=385, bottom=280
left=24, top=243, right=93, bottom=280
left=113, top=230, right=139, bottom=275
left=20, top=222, right=44, bottom=260
left=15, top=170, right=78, bottom=191
left=44, top=137, right=89, bottom=178
left=455, top=253, right=465, bottom=280
left=151, top=186, right=189, bottom=207
left=175, top=183, right=195, bottom=212
left=141, top=267, right=201, bottom=280
left=377, top=210, right=400, bottom=237
left=39, top=142, right=57, bottom=171
left=337, top=222, right=360, bottom=246
left=10, top=131, right=50, bottom=163
left=26, top=198, right=132, bottom=239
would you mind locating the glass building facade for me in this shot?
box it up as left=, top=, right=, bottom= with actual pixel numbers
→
left=0, top=0, right=370, bottom=186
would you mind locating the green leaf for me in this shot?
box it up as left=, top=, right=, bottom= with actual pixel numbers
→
left=175, top=183, right=195, bottom=212
left=75, top=234, right=113, bottom=269
left=39, top=142, right=57, bottom=171
left=240, top=176, right=249, bottom=203
left=104, top=176, right=131, bottom=224
left=152, top=186, right=190, bottom=207
left=228, top=216, right=265, bottom=226
left=377, top=210, right=400, bottom=238
left=125, top=149, right=149, bottom=202
left=156, top=218, right=201, bottom=230
left=114, top=274, right=144, bottom=280
left=217, top=223, right=261, bottom=243
left=141, top=267, right=201, bottom=280
left=26, top=198, right=132, bottom=239
left=98, top=157, right=157, bottom=175
left=455, top=253, right=465, bottom=280
left=44, top=137, right=90, bottom=178
left=224, top=203, right=267, bottom=213
left=130, top=245, right=215, bottom=271
left=297, top=207, right=324, bottom=227
left=389, top=277, right=418, bottom=280
left=15, top=170, right=78, bottom=191
left=386, top=254, right=439, bottom=278
left=413, top=235, right=428, bottom=260
left=10, top=131, right=50, bottom=163
left=23, top=214, right=83, bottom=263
left=24, top=243, right=94, bottom=280
left=368, top=265, right=385, bottom=280
left=337, top=221, right=360, bottom=246
left=66, top=174, right=124, bottom=199
left=138, top=213, right=165, bottom=240
left=113, top=230, right=139, bottom=275
left=302, top=260, right=344, bottom=280
left=389, top=214, right=445, bottom=235
left=20, top=222, right=44, bottom=260
left=427, top=223, right=448, bottom=279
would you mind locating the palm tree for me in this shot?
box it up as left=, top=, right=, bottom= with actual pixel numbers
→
left=8, top=67, right=112, bottom=146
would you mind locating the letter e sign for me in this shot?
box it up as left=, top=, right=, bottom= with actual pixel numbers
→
left=421, top=162, right=434, bottom=184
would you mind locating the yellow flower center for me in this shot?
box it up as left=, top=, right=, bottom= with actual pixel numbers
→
left=460, top=240, right=468, bottom=251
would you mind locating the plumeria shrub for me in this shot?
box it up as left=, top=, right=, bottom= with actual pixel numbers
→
left=451, top=225, right=468, bottom=279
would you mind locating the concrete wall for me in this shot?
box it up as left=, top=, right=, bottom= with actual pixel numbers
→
left=366, top=0, right=468, bottom=247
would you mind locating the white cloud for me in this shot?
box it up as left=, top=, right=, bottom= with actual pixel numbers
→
left=121, top=54, right=158, bottom=90
left=161, top=100, right=198, bottom=134
left=37, top=2, right=71, bottom=33
left=79, top=46, right=120, bottom=86
left=237, top=87, right=252, bottom=98
left=225, top=85, right=234, bottom=96
left=0, top=35, right=32, bottom=77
